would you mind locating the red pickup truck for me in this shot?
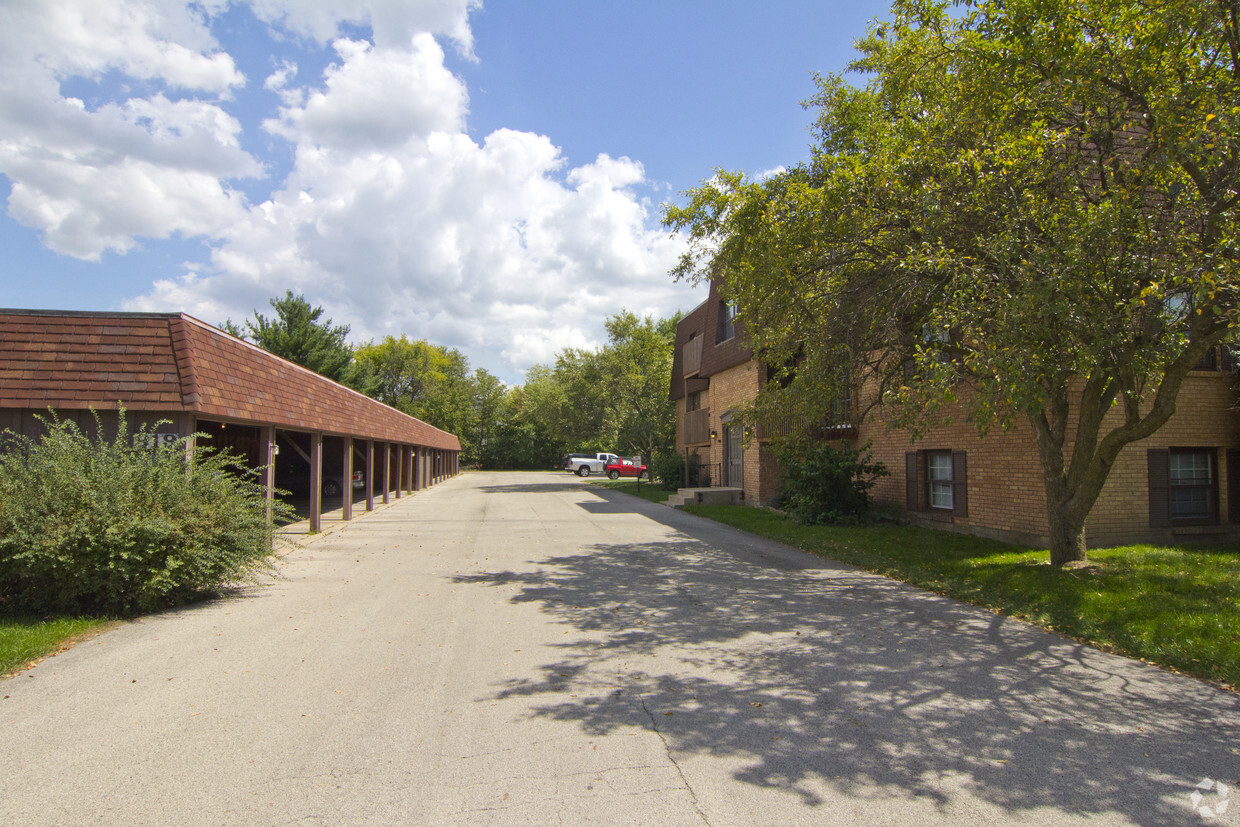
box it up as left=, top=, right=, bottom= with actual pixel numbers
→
left=605, top=457, right=649, bottom=480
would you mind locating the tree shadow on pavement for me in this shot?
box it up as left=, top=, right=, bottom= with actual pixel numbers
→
left=451, top=534, right=1240, bottom=824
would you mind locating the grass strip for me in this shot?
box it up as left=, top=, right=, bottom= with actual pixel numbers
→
left=0, top=616, right=111, bottom=677
left=683, top=504, right=1240, bottom=691
left=591, top=478, right=673, bottom=504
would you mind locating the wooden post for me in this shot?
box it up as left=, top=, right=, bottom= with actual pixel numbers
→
left=395, top=445, right=404, bottom=499
left=365, top=439, right=374, bottom=512
left=342, top=436, right=353, bottom=521
left=309, top=432, right=323, bottom=533
left=382, top=442, right=391, bottom=504
left=262, top=425, right=276, bottom=525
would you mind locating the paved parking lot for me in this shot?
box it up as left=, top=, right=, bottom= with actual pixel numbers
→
left=1, top=471, right=1237, bottom=825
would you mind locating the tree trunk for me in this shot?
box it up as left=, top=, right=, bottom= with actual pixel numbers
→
left=1046, top=502, right=1088, bottom=566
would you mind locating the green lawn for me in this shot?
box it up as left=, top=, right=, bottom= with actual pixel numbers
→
left=591, top=477, right=673, bottom=504
left=1, top=616, right=112, bottom=677
left=683, top=505, right=1240, bottom=691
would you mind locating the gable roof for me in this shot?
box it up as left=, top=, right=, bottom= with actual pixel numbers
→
left=0, top=310, right=460, bottom=451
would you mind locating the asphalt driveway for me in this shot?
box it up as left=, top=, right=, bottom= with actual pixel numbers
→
left=1, top=471, right=1237, bottom=825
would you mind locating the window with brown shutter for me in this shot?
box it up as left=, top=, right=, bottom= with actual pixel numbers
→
left=1228, top=449, right=1240, bottom=525
left=905, top=452, right=918, bottom=511
left=952, top=450, right=968, bottom=518
left=1148, top=449, right=1171, bottom=528
left=1150, top=447, right=1221, bottom=527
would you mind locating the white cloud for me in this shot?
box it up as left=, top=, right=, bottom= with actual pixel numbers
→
left=0, top=0, right=256, bottom=258
left=263, top=34, right=467, bottom=151
left=247, top=0, right=480, bottom=54
left=130, top=122, right=691, bottom=378
left=0, top=0, right=696, bottom=381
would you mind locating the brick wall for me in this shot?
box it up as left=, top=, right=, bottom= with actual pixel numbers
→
left=857, top=371, right=1240, bottom=547
left=676, top=360, right=781, bottom=503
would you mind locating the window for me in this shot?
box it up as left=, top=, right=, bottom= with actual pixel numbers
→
left=686, top=390, right=703, bottom=412
left=905, top=450, right=968, bottom=517
left=1148, top=448, right=1220, bottom=527
left=1170, top=449, right=1217, bottom=522
left=716, top=301, right=736, bottom=343
left=927, top=451, right=954, bottom=510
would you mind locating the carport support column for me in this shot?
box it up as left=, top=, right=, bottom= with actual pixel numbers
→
left=262, top=425, right=276, bottom=525
left=395, top=445, right=404, bottom=499
left=382, top=442, right=391, bottom=504
left=413, top=448, right=423, bottom=492
left=365, top=440, right=374, bottom=512
left=342, top=436, right=353, bottom=522
left=309, top=432, right=323, bottom=533
left=405, top=446, right=414, bottom=494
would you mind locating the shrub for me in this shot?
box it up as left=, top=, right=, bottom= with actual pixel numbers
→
left=652, top=452, right=686, bottom=490
left=773, top=438, right=889, bottom=525
left=0, top=411, right=293, bottom=616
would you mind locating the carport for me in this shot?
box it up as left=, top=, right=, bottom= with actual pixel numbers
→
left=0, top=310, right=461, bottom=532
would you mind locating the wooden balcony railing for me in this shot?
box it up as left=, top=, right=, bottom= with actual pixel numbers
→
left=756, top=412, right=855, bottom=442
left=684, top=407, right=711, bottom=445
left=682, top=337, right=703, bottom=376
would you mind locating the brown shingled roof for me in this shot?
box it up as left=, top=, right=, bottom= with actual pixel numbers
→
left=0, top=310, right=460, bottom=451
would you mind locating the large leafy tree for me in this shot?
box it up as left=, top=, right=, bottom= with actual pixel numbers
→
left=520, top=312, right=680, bottom=462
left=599, top=311, right=680, bottom=463
left=353, top=335, right=475, bottom=455
left=225, top=292, right=362, bottom=388
left=666, top=0, right=1239, bottom=564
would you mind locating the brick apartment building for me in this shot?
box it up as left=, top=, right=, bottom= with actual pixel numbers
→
left=0, top=310, right=461, bottom=532
left=670, top=279, right=1240, bottom=548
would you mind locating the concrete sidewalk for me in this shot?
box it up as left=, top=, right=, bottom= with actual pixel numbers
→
left=1, top=471, right=1237, bottom=825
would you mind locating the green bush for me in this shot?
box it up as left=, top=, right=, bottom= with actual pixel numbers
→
left=0, top=411, right=293, bottom=616
left=651, top=452, right=686, bottom=490
left=773, top=438, right=889, bottom=525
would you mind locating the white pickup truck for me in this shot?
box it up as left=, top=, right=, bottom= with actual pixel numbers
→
left=562, top=452, right=620, bottom=477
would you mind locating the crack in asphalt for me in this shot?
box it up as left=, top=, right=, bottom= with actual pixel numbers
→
left=637, top=691, right=711, bottom=826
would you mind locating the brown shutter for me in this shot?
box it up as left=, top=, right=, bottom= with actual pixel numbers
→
left=905, top=451, right=918, bottom=511
left=951, top=450, right=968, bottom=518
left=1228, top=449, right=1240, bottom=525
left=1148, top=449, right=1171, bottom=528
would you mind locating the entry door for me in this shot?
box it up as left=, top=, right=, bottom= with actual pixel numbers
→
left=724, top=424, right=743, bottom=488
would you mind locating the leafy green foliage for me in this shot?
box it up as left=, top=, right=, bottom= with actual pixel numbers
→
left=665, top=0, right=1240, bottom=563
left=0, top=412, right=291, bottom=616
left=772, top=439, right=889, bottom=525
left=651, top=452, right=686, bottom=490
left=227, top=292, right=367, bottom=390
left=520, top=311, right=680, bottom=465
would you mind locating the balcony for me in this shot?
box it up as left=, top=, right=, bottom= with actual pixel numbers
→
left=682, top=337, right=702, bottom=376
left=756, top=412, right=855, bottom=442
left=684, top=407, right=711, bottom=445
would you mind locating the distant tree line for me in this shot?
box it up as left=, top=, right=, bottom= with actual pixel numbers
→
left=225, top=293, right=679, bottom=469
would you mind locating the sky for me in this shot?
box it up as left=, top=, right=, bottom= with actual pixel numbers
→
left=0, top=0, right=891, bottom=384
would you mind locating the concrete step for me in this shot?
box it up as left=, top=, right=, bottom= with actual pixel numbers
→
left=665, top=487, right=743, bottom=508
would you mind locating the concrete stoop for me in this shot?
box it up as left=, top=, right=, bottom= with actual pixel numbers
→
left=665, top=486, right=744, bottom=508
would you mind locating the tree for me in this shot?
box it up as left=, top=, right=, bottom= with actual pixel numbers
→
left=227, top=292, right=362, bottom=388
left=598, top=311, right=680, bottom=463
left=516, top=312, right=680, bottom=463
left=353, top=336, right=476, bottom=458
left=665, top=0, right=1239, bottom=564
